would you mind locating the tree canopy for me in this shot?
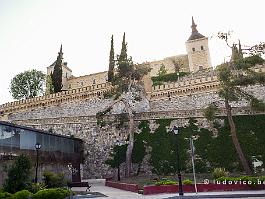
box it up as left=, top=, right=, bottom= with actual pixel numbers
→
left=4, top=154, right=32, bottom=193
left=108, top=35, right=115, bottom=83
left=101, top=33, right=151, bottom=177
left=10, top=69, right=46, bottom=100
left=214, top=32, right=265, bottom=174
left=52, top=45, right=63, bottom=93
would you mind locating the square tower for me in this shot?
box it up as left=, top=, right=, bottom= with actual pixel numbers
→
left=185, top=17, right=212, bottom=72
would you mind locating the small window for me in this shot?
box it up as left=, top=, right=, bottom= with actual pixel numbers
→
left=80, top=81, right=84, bottom=86
left=199, top=65, right=203, bottom=70
left=93, top=79, right=96, bottom=84
left=66, top=72, right=68, bottom=78
left=68, top=84, right=71, bottom=89
left=192, top=48, right=195, bottom=52
left=201, top=46, right=204, bottom=50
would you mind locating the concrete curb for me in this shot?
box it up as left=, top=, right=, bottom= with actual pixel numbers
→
left=166, top=193, right=265, bottom=198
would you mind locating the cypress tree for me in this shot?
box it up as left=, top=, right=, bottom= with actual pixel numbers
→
left=52, top=45, right=63, bottom=93
left=108, top=35, right=115, bottom=82
left=119, top=32, right=127, bottom=62
left=118, top=32, right=133, bottom=78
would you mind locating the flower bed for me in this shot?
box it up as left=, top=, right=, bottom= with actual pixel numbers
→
left=105, top=181, right=139, bottom=193
left=143, top=183, right=265, bottom=195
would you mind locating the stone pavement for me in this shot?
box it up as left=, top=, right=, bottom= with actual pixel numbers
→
left=71, top=179, right=265, bottom=199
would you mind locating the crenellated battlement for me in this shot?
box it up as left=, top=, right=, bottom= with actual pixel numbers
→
left=151, top=74, right=219, bottom=100
left=0, top=64, right=264, bottom=118
left=0, top=82, right=112, bottom=116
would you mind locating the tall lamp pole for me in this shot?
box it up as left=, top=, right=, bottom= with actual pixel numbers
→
left=116, top=140, right=122, bottom=181
left=172, top=126, right=184, bottom=196
left=35, top=142, right=42, bottom=183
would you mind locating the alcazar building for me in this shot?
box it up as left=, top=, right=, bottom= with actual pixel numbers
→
left=0, top=17, right=264, bottom=180
left=47, top=17, right=212, bottom=92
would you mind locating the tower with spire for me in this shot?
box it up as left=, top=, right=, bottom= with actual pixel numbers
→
left=46, top=45, right=73, bottom=92
left=185, top=17, right=212, bottom=72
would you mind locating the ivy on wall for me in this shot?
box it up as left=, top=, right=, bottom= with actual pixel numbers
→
left=106, top=115, right=265, bottom=175
left=137, top=115, right=265, bottom=174
left=151, top=72, right=189, bottom=86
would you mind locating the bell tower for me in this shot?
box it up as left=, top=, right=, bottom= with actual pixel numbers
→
left=185, top=17, right=212, bottom=72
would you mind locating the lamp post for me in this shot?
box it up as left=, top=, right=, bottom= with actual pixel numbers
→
left=172, top=126, right=184, bottom=196
left=177, top=72, right=180, bottom=81
left=35, top=142, right=42, bottom=183
left=116, top=139, right=122, bottom=181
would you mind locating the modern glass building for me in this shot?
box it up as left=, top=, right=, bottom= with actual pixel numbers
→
left=0, top=121, right=83, bottom=182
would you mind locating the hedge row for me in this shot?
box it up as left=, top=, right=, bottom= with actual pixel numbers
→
left=0, top=188, right=71, bottom=199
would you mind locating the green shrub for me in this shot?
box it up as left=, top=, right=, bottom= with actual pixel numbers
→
left=32, top=188, right=70, bottom=199
left=234, top=55, right=264, bottom=70
left=26, top=183, right=46, bottom=194
left=212, top=167, right=229, bottom=179
left=4, top=154, right=32, bottom=193
left=155, top=179, right=177, bottom=185
left=260, top=176, right=265, bottom=181
left=42, top=171, right=66, bottom=188
left=203, top=103, right=218, bottom=121
left=13, top=190, right=32, bottom=199
left=103, top=91, right=114, bottom=99
left=0, top=192, right=13, bottom=199
left=183, top=179, right=193, bottom=185
left=151, top=72, right=189, bottom=84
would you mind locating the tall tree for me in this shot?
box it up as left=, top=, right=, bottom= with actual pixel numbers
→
left=117, top=33, right=133, bottom=78
left=45, top=72, right=54, bottom=95
left=52, top=45, right=63, bottom=93
left=4, top=154, right=32, bottom=193
left=216, top=32, right=265, bottom=174
left=157, top=64, right=167, bottom=76
left=108, top=35, right=115, bottom=83
left=105, top=143, right=127, bottom=180
left=10, top=69, right=46, bottom=100
left=97, top=33, right=151, bottom=177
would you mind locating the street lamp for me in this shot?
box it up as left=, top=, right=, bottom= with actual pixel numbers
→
left=35, top=142, right=42, bottom=183
left=116, top=139, right=123, bottom=181
left=177, top=72, right=180, bottom=81
left=172, top=126, right=184, bottom=196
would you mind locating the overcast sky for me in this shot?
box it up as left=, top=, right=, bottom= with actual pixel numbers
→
left=0, top=0, right=264, bottom=104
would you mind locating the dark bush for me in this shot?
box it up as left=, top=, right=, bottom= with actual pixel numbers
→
left=0, top=192, right=13, bottom=199
left=32, top=188, right=70, bottom=199
left=4, top=154, right=32, bottom=193
left=42, top=171, right=66, bottom=188
left=26, top=183, right=46, bottom=194
left=13, top=190, right=32, bottom=199
left=234, top=55, right=264, bottom=70
left=151, top=72, right=189, bottom=85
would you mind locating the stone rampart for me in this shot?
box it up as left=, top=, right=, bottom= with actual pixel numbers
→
left=9, top=107, right=265, bottom=178
left=0, top=82, right=112, bottom=116
left=1, top=64, right=264, bottom=117
left=1, top=66, right=264, bottom=178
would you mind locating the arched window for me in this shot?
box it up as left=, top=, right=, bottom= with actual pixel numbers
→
left=192, top=47, right=195, bottom=52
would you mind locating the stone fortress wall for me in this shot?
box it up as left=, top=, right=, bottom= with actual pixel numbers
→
left=1, top=65, right=265, bottom=178
left=1, top=64, right=264, bottom=118
left=1, top=17, right=265, bottom=178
